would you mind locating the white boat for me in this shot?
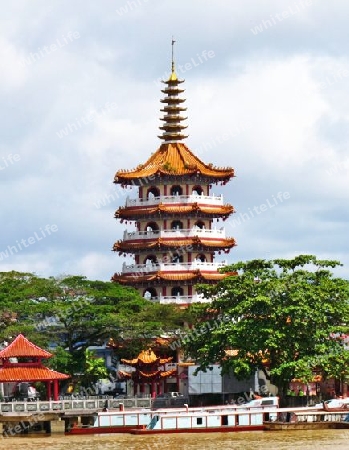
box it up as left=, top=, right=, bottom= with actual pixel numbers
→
left=131, top=397, right=282, bottom=434
left=66, top=397, right=280, bottom=435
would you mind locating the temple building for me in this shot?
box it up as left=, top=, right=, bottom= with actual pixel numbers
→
left=118, top=348, right=177, bottom=398
left=0, top=334, right=70, bottom=401
left=112, top=47, right=236, bottom=305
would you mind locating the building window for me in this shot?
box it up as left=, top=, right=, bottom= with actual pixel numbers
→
left=143, top=288, right=157, bottom=300
left=194, top=220, right=205, bottom=229
left=170, top=185, right=182, bottom=196
left=145, top=222, right=159, bottom=232
left=147, top=187, right=160, bottom=199
left=192, top=185, right=203, bottom=195
left=171, top=287, right=183, bottom=297
left=171, top=220, right=183, bottom=230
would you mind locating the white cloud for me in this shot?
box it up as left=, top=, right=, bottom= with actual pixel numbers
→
left=0, top=0, right=348, bottom=281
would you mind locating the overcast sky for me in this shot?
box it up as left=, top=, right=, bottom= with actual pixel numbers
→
left=1, top=0, right=348, bottom=281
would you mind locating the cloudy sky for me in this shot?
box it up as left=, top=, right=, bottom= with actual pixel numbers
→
left=1, top=0, right=348, bottom=281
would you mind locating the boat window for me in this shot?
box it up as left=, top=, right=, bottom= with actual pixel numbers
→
left=196, top=417, right=203, bottom=425
left=221, top=415, right=228, bottom=426
left=261, top=399, right=275, bottom=406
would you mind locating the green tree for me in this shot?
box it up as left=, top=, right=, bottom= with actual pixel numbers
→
left=183, top=255, right=349, bottom=403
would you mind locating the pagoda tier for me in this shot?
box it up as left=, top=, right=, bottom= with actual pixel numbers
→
left=115, top=201, right=234, bottom=221
left=112, top=49, right=235, bottom=305
left=113, top=232, right=236, bottom=253
left=115, top=142, right=234, bottom=185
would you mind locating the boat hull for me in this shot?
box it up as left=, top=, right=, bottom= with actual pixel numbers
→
left=131, top=424, right=264, bottom=434
left=264, top=421, right=349, bottom=431
left=66, top=425, right=144, bottom=435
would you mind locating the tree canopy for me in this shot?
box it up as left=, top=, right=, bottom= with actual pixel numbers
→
left=183, top=255, right=349, bottom=401
left=0, top=271, right=190, bottom=378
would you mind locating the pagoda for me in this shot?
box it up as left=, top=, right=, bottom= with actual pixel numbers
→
left=118, top=348, right=176, bottom=397
left=112, top=43, right=236, bottom=305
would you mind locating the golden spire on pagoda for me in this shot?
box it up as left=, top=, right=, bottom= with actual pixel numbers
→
left=158, top=38, right=188, bottom=142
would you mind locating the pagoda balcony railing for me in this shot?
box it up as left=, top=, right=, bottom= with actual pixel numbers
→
left=125, top=194, right=224, bottom=208
left=122, top=261, right=227, bottom=274
left=152, top=294, right=210, bottom=305
left=122, top=227, right=226, bottom=241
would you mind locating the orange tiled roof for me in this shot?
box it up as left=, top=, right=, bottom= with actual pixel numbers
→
left=115, top=204, right=234, bottom=220
left=112, top=270, right=232, bottom=284
left=113, top=270, right=231, bottom=283
left=0, top=334, right=52, bottom=359
left=115, top=142, right=234, bottom=184
left=113, top=237, right=236, bottom=252
left=121, top=349, right=173, bottom=366
left=0, top=366, right=70, bottom=382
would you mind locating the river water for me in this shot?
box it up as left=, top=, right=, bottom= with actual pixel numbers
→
left=1, top=430, right=349, bottom=450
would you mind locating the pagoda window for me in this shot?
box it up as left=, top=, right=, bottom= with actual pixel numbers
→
left=145, top=222, right=159, bottom=232
left=144, top=255, right=158, bottom=265
left=171, top=287, right=184, bottom=297
left=194, top=220, right=205, bottom=229
left=171, top=253, right=183, bottom=263
left=171, top=220, right=183, bottom=230
left=170, top=185, right=183, bottom=196
left=195, top=254, right=207, bottom=262
left=192, top=185, right=203, bottom=196
left=143, top=288, right=157, bottom=300
left=147, top=186, right=160, bottom=199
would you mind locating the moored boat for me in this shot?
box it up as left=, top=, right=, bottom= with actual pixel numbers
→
left=65, top=397, right=280, bottom=435
left=264, top=410, right=349, bottom=431
left=130, top=399, right=282, bottom=434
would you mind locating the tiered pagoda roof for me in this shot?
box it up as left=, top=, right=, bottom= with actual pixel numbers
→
left=115, top=142, right=234, bottom=186
left=113, top=236, right=236, bottom=253
left=121, top=349, right=173, bottom=366
left=115, top=199, right=234, bottom=221
left=119, top=349, right=176, bottom=381
left=112, top=269, right=231, bottom=286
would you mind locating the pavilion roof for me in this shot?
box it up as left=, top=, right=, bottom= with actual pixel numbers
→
left=0, top=334, right=52, bottom=359
left=0, top=366, right=70, bottom=382
left=114, top=142, right=234, bottom=185
left=121, top=349, right=173, bottom=366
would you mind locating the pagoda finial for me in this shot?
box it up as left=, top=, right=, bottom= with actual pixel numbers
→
left=169, top=37, right=178, bottom=82
left=171, top=37, right=175, bottom=74
left=158, top=39, right=188, bottom=142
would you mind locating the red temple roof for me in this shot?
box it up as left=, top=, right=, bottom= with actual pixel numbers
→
left=0, top=334, right=52, bottom=359
left=0, top=366, right=70, bottom=382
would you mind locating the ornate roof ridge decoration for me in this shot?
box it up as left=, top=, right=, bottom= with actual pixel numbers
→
left=0, top=333, right=52, bottom=359
left=115, top=142, right=234, bottom=184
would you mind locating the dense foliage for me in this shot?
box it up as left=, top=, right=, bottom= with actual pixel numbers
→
left=0, top=271, right=190, bottom=379
left=183, top=255, right=349, bottom=401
